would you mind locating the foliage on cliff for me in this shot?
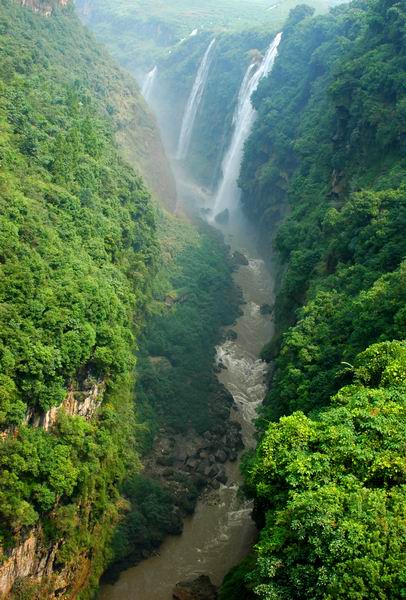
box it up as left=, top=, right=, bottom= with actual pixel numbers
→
left=104, top=214, right=242, bottom=576
left=221, top=0, right=406, bottom=597
left=75, top=0, right=332, bottom=71
left=243, top=341, right=406, bottom=599
left=241, top=0, right=406, bottom=419
left=0, top=0, right=158, bottom=595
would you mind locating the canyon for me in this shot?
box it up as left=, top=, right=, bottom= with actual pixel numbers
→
left=1, top=0, right=405, bottom=598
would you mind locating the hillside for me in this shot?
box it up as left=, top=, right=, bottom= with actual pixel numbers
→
left=219, top=0, right=406, bottom=597
left=0, top=1, right=246, bottom=596
left=0, top=0, right=160, bottom=596
left=75, top=0, right=337, bottom=71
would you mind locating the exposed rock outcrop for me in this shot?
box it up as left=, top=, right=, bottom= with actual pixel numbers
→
left=215, top=209, right=229, bottom=224
left=20, top=0, right=69, bottom=16
left=0, top=379, right=105, bottom=598
left=232, top=250, right=249, bottom=266
left=0, top=531, right=67, bottom=599
left=26, top=381, right=105, bottom=431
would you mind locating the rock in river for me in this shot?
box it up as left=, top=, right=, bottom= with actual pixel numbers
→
left=173, top=575, right=218, bottom=600
left=232, top=250, right=249, bottom=266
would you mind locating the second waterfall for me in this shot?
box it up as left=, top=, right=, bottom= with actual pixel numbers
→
left=213, top=32, right=282, bottom=217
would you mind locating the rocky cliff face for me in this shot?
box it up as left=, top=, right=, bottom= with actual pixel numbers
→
left=20, top=0, right=69, bottom=16
left=26, top=380, right=105, bottom=431
left=0, top=381, right=105, bottom=598
left=0, top=533, right=57, bottom=598
left=0, top=530, right=90, bottom=599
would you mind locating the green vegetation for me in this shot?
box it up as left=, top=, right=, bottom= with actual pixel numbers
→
left=242, top=0, right=406, bottom=418
left=0, top=0, right=160, bottom=595
left=220, top=0, right=406, bottom=596
left=136, top=218, right=241, bottom=434
left=0, top=1, right=243, bottom=596
left=76, top=0, right=334, bottom=70
left=104, top=213, right=241, bottom=576
left=0, top=1, right=243, bottom=595
left=243, top=341, right=406, bottom=599
left=76, top=0, right=336, bottom=190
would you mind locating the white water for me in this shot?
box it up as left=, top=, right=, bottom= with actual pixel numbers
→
left=99, top=217, right=275, bottom=600
left=141, top=66, right=158, bottom=102
left=100, top=33, right=280, bottom=600
left=176, top=39, right=216, bottom=160
left=213, top=32, right=282, bottom=216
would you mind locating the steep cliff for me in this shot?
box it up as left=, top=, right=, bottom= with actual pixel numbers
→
left=21, top=0, right=177, bottom=211
left=0, top=0, right=163, bottom=596
left=20, top=0, right=69, bottom=16
left=220, top=1, right=406, bottom=597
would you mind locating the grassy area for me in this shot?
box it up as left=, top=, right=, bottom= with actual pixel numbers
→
left=76, top=0, right=338, bottom=69
left=103, top=0, right=333, bottom=33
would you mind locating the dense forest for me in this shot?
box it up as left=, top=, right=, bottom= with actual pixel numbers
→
left=220, top=0, right=406, bottom=597
left=0, top=0, right=241, bottom=597
left=1, top=0, right=405, bottom=597
left=0, top=0, right=159, bottom=595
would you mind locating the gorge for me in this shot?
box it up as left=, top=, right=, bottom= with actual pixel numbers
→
left=0, top=0, right=405, bottom=599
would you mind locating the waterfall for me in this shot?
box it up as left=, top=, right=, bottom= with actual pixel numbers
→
left=176, top=39, right=216, bottom=160
left=213, top=32, right=282, bottom=217
left=141, top=66, right=158, bottom=102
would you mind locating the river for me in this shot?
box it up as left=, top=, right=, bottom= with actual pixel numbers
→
left=99, top=182, right=275, bottom=600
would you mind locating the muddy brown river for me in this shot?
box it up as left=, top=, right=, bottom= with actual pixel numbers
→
left=100, top=188, right=275, bottom=600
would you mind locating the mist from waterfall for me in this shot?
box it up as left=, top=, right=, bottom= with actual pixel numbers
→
left=213, top=32, right=282, bottom=216
left=142, top=66, right=158, bottom=102
left=176, top=38, right=216, bottom=160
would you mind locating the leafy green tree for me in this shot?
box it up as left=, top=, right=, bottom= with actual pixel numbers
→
left=244, top=342, right=406, bottom=599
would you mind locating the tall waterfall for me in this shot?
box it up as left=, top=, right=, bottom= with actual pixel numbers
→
left=176, top=39, right=216, bottom=160
left=141, top=66, right=158, bottom=102
left=213, top=32, right=282, bottom=216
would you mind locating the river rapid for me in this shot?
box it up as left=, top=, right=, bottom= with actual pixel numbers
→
left=99, top=182, right=275, bottom=600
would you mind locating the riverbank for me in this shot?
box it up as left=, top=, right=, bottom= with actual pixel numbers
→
left=99, top=186, right=275, bottom=598
left=97, top=210, right=245, bottom=586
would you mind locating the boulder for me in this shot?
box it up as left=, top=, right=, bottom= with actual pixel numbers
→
left=225, top=329, right=238, bottom=341
left=174, top=449, right=188, bottom=463
left=215, top=450, right=228, bottom=463
left=232, top=250, right=249, bottom=266
left=216, top=468, right=227, bottom=485
left=204, top=464, right=219, bottom=479
left=157, top=455, right=174, bottom=467
left=173, top=575, right=218, bottom=600
left=260, top=303, right=274, bottom=315
left=186, top=458, right=199, bottom=471
left=198, top=461, right=210, bottom=475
